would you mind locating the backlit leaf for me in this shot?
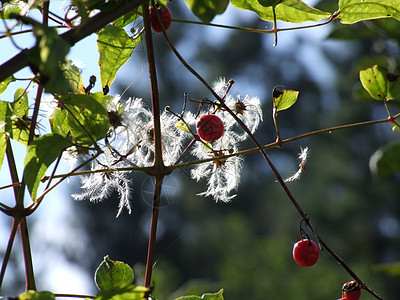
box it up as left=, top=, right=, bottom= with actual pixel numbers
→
left=0, top=132, right=7, bottom=171
left=231, top=0, right=331, bottom=23
left=338, top=0, right=400, bottom=24
left=175, top=289, right=224, bottom=300
left=0, top=76, right=15, bottom=95
left=61, top=59, right=86, bottom=94
left=0, top=2, right=22, bottom=19
left=0, top=88, right=30, bottom=146
left=18, top=290, right=55, bottom=300
left=50, top=94, right=110, bottom=146
left=24, top=133, right=73, bottom=201
left=113, top=8, right=142, bottom=27
left=96, top=285, right=149, bottom=300
left=175, top=121, right=192, bottom=133
left=369, top=142, right=400, bottom=177
left=274, top=89, right=299, bottom=111
left=97, top=25, right=142, bottom=89
left=359, top=65, right=400, bottom=100
left=185, top=0, right=229, bottom=22
left=95, top=256, right=134, bottom=291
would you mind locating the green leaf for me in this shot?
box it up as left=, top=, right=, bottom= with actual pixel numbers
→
left=24, top=133, right=73, bottom=201
left=0, top=2, right=22, bottom=19
left=175, top=289, right=224, bottom=300
left=0, top=75, right=15, bottom=95
left=0, top=132, right=7, bottom=171
left=231, top=0, right=331, bottom=23
left=95, top=256, right=134, bottom=291
left=96, top=285, right=149, bottom=300
left=203, top=141, right=213, bottom=151
left=175, top=121, right=192, bottom=133
left=50, top=94, right=110, bottom=146
left=11, top=88, right=30, bottom=145
left=60, top=59, right=86, bottom=94
left=387, top=72, right=400, bottom=99
left=26, top=17, right=70, bottom=79
left=359, top=65, right=400, bottom=100
left=113, top=8, right=142, bottom=27
left=273, top=89, right=299, bottom=111
left=338, top=0, right=400, bottom=24
left=97, top=25, right=142, bottom=90
left=372, top=261, right=400, bottom=276
left=91, top=91, right=116, bottom=108
left=18, top=290, right=55, bottom=300
left=17, top=16, right=71, bottom=94
left=185, top=0, right=229, bottom=22
left=370, top=142, right=400, bottom=177
left=0, top=88, right=31, bottom=146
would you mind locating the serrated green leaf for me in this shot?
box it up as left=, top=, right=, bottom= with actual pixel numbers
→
left=231, top=0, right=331, bottom=23
left=175, top=289, right=224, bottom=300
left=50, top=94, right=110, bottom=146
left=274, top=89, right=299, bottom=111
left=24, top=133, right=73, bottom=201
left=95, top=256, right=134, bottom=291
left=372, top=261, right=400, bottom=276
left=359, top=65, right=388, bottom=100
left=96, top=285, right=149, bottom=300
left=175, top=121, right=192, bottom=133
left=185, top=0, right=229, bottom=22
left=97, top=25, right=142, bottom=89
left=338, top=0, right=400, bottom=24
left=0, top=75, right=15, bottom=95
left=370, top=142, right=400, bottom=177
left=18, top=290, right=55, bottom=300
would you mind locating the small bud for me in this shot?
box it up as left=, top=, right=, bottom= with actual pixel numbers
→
left=89, top=75, right=97, bottom=85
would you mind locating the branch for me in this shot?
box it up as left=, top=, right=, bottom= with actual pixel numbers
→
left=0, top=0, right=146, bottom=82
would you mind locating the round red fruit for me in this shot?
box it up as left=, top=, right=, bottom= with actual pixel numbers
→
left=292, top=239, right=320, bottom=267
left=196, top=114, right=224, bottom=142
left=149, top=5, right=172, bottom=33
left=342, top=281, right=362, bottom=300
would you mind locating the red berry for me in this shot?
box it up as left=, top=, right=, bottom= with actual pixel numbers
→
left=342, top=281, right=362, bottom=300
left=292, top=239, right=320, bottom=267
left=149, top=5, right=172, bottom=33
left=196, top=114, right=224, bottom=142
